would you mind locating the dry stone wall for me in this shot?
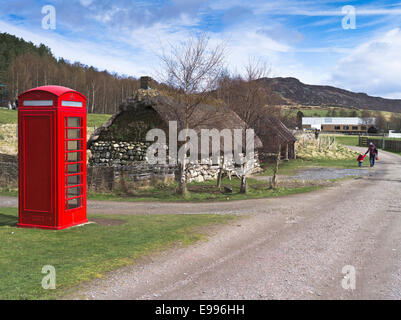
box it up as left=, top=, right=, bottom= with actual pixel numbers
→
left=88, top=140, right=261, bottom=186
left=0, top=153, right=18, bottom=188
left=89, top=141, right=150, bottom=166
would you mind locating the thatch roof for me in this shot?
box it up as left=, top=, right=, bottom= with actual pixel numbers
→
left=88, top=89, right=262, bottom=150
left=254, top=115, right=297, bottom=152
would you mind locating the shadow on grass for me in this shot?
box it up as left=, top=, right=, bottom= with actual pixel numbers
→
left=0, top=213, right=17, bottom=226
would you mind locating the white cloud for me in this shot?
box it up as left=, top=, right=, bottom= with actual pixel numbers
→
left=79, top=0, right=93, bottom=7
left=331, top=28, right=401, bottom=98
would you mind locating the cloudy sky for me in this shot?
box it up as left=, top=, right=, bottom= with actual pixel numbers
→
left=1, top=0, right=401, bottom=98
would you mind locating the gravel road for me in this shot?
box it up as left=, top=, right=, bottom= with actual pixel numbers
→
left=63, top=148, right=401, bottom=300
left=3, top=148, right=401, bottom=299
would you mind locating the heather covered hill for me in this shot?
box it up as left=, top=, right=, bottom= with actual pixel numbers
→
left=258, top=77, right=401, bottom=113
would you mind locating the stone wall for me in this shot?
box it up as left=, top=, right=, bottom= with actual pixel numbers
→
left=87, top=163, right=176, bottom=192
left=88, top=140, right=261, bottom=183
left=0, top=148, right=261, bottom=193
left=87, top=158, right=261, bottom=192
left=89, top=141, right=150, bottom=166
left=0, top=153, right=18, bottom=188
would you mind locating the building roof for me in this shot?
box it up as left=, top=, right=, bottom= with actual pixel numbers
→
left=302, top=117, right=376, bottom=126
left=254, top=115, right=297, bottom=152
left=88, top=90, right=263, bottom=150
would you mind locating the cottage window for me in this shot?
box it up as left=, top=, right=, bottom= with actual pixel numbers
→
left=334, top=126, right=340, bottom=130
left=343, top=126, right=349, bottom=130
left=352, top=126, right=358, bottom=130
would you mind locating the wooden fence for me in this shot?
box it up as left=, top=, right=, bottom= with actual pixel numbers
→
left=359, top=136, right=401, bottom=153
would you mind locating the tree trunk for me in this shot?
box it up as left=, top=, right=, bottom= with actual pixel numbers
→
left=240, top=174, right=247, bottom=194
left=217, top=168, right=223, bottom=188
left=240, top=163, right=247, bottom=194
left=271, top=144, right=281, bottom=189
left=216, top=156, right=224, bottom=188
left=177, top=161, right=188, bottom=197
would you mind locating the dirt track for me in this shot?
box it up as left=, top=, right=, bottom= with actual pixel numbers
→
left=70, top=148, right=401, bottom=299
left=2, top=148, right=401, bottom=299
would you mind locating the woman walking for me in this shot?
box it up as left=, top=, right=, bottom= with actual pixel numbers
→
left=365, top=142, right=378, bottom=167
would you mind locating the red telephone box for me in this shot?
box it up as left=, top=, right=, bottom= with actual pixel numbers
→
left=18, top=86, right=88, bottom=230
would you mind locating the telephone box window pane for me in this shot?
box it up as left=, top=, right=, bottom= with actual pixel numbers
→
left=23, top=100, right=53, bottom=106
left=67, top=129, right=81, bottom=139
left=62, top=101, right=83, bottom=108
left=67, top=152, right=81, bottom=162
left=67, top=117, right=81, bottom=127
left=67, top=198, right=81, bottom=210
left=66, top=164, right=81, bottom=174
left=67, top=186, right=81, bottom=198
left=66, top=175, right=81, bottom=186
left=66, top=140, right=81, bottom=151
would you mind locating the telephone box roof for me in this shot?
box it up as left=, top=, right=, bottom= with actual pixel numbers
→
left=19, top=85, right=86, bottom=100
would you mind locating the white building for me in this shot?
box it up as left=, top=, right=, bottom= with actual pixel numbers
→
left=302, top=117, right=376, bottom=132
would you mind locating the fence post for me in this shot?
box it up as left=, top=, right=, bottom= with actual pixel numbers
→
left=382, top=134, right=385, bottom=150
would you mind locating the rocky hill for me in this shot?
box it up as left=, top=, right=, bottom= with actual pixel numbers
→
left=258, top=77, right=401, bottom=113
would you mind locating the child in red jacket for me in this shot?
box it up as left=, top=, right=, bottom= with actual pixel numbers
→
left=357, top=153, right=366, bottom=167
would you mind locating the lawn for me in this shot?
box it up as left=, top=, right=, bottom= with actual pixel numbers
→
left=0, top=109, right=18, bottom=124
left=322, top=134, right=401, bottom=147
left=326, top=135, right=359, bottom=146
left=0, top=109, right=111, bottom=127
left=259, top=157, right=357, bottom=176
left=87, top=176, right=322, bottom=202
left=86, top=113, right=112, bottom=128
left=0, top=207, right=235, bottom=300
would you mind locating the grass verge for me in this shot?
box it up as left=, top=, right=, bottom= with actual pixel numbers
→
left=0, top=187, right=18, bottom=197
left=323, top=135, right=401, bottom=147
left=0, top=207, right=235, bottom=300
left=259, top=158, right=357, bottom=176
left=87, top=176, right=322, bottom=202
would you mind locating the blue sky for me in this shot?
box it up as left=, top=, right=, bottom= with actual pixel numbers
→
left=1, top=0, right=401, bottom=98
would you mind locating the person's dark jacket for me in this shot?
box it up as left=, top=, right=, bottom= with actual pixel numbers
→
left=365, top=144, right=378, bottom=156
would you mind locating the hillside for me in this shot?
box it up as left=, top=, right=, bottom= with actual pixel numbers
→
left=0, top=33, right=54, bottom=83
left=258, top=77, right=401, bottom=113
left=0, top=32, right=139, bottom=114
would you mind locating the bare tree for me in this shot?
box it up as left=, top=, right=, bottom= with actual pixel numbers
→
left=220, top=58, right=272, bottom=128
left=157, top=34, right=226, bottom=196
left=218, top=58, right=272, bottom=193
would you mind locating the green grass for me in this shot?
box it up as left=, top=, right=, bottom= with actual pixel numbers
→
left=0, top=187, right=18, bottom=197
left=87, top=176, right=322, bottom=203
left=0, top=109, right=110, bottom=128
left=322, top=135, right=359, bottom=146
left=86, top=113, right=111, bottom=128
left=324, top=134, right=401, bottom=147
left=259, top=158, right=357, bottom=177
left=0, top=207, right=235, bottom=300
left=290, top=107, right=363, bottom=118
left=324, top=135, right=401, bottom=156
left=1, top=179, right=323, bottom=203
left=0, top=109, right=18, bottom=124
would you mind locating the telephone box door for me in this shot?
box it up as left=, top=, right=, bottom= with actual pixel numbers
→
left=19, top=111, right=55, bottom=227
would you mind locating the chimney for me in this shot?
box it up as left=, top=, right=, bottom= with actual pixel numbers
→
left=140, top=76, right=152, bottom=90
